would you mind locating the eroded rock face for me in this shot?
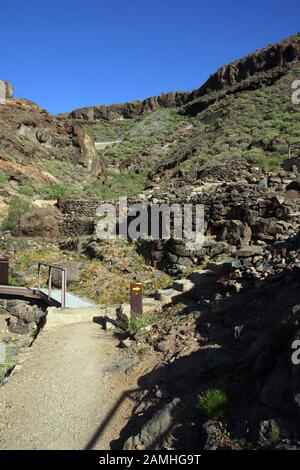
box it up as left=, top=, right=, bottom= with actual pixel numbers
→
left=190, top=33, right=300, bottom=100
left=0, top=95, right=104, bottom=185
left=67, top=33, right=300, bottom=123
left=0, top=80, right=14, bottom=100
left=67, top=92, right=190, bottom=122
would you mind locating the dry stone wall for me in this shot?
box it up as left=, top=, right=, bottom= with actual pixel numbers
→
left=57, top=169, right=300, bottom=274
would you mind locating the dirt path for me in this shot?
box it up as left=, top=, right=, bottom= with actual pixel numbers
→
left=0, top=322, right=136, bottom=450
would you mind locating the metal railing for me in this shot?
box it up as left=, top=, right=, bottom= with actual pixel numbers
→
left=37, top=263, right=67, bottom=308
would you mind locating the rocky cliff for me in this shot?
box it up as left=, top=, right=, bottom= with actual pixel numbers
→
left=61, top=32, right=300, bottom=190
left=0, top=80, right=14, bottom=100
left=66, top=91, right=190, bottom=122
left=67, top=33, right=300, bottom=122
left=1, top=32, right=300, bottom=208
left=190, top=33, right=300, bottom=99
left=0, top=94, right=104, bottom=189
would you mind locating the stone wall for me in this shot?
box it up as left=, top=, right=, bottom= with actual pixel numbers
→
left=57, top=169, right=300, bottom=274
left=150, top=171, right=300, bottom=274
left=58, top=197, right=100, bottom=237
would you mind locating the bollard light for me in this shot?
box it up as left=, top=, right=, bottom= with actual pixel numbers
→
left=130, top=282, right=143, bottom=317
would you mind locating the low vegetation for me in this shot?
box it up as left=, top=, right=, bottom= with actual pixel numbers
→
left=84, top=170, right=149, bottom=200
left=2, top=197, right=33, bottom=231
left=0, top=345, right=16, bottom=385
left=197, top=389, right=229, bottom=419
left=127, top=312, right=159, bottom=334
left=39, top=183, right=80, bottom=200
left=0, top=170, right=8, bottom=188
left=18, top=185, right=35, bottom=197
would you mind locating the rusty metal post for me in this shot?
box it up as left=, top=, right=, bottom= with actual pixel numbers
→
left=0, top=255, right=9, bottom=285
left=130, top=282, right=143, bottom=317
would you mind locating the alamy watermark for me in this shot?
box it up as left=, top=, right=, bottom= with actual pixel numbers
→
left=292, top=80, right=300, bottom=105
left=291, top=340, right=300, bottom=365
left=0, top=80, right=6, bottom=104
left=95, top=197, right=205, bottom=250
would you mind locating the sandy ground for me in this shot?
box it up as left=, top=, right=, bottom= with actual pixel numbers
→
left=0, top=322, right=137, bottom=450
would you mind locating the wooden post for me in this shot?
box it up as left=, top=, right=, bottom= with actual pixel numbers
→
left=0, top=255, right=9, bottom=285
left=130, top=282, right=143, bottom=317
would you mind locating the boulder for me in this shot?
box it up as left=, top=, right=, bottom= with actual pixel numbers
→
left=167, top=239, right=191, bottom=257
left=13, top=206, right=62, bottom=238
left=51, top=261, right=82, bottom=287
left=235, top=246, right=264, bottom=258
left=286, top=176, right=300, bottom=191
left=124, top=398, right=181, bottom=450
left=8, top=316, right=36, bottom=334
left=9, top=301, right=39, bottom=324
left=221, top=220, right=252, bottom=246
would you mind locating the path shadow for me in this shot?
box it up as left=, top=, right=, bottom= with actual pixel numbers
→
left=85, top=243, right=300, bottom=449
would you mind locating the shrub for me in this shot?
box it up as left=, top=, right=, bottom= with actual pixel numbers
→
left=19, top=185, right=35, bottom=197
left=84, top=171, right=149, bottom=200
left=197, top=389, right=229, bottom=419
left=0, top=170, right=8, bottom=188
left=2, top=197, right=33, bottom=231
left=0, top=345, right=16, bottom=385
left=127, top=312, right=159, bottom=334
left=39, top=183, right=79, bottom=199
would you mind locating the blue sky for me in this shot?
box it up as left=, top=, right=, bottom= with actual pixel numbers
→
left=1, top=0, right=299, bottom=114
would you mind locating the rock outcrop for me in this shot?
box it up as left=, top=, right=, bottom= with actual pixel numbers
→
left=67, top=33, right=300, bottom=123
left=66, top=92, right=190, bottom=122
left=0, top=95, right=104, bottom=187
left=189, top=33, right=300, bottom=100
left=0, top=80, right=14, bottom=101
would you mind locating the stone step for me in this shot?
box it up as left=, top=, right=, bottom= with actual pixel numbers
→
left=172, top=279, right=194, bottom=293
left=45, top=307, right=107, bottom=329
left=155, top=288, right=182, bottom=306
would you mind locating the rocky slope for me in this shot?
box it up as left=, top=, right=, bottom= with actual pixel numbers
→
left=188, top=32, right=300, bottom=100
left=67, top=33, right=300, bottom=121
left=66, top=92, right=190, bottom=121
left=1, top=32, right=300, bottom=207
left=0, top=91, right=104, bottom=193
left=62, top=32, right=300, bottom=185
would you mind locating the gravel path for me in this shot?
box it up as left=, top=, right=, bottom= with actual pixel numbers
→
left=0, top=322, right=131, bottom=450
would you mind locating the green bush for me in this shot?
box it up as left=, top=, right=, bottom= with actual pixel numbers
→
left=84, top=171, right=149, bottom=200
left=19, top=185, right=35, bottom=197
left=197, top=389, right=229, bottom=419
left=0, top=170, right=8, bottom=188
left=127, top=312, right=159, bottom=334
left=39, top=183, right=79, bottom=200
left=0, top=345, right=17, bottom=385
left=2, top=197, right=33, bottom=231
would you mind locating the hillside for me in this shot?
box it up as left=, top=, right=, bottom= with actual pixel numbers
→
left=0, top=95, right=105, bottom=200
left=0, top=32, right=299, bottom=207
left=2, top=31, right=300, bottom=451
left=64, top=32, right=300, bottom=187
